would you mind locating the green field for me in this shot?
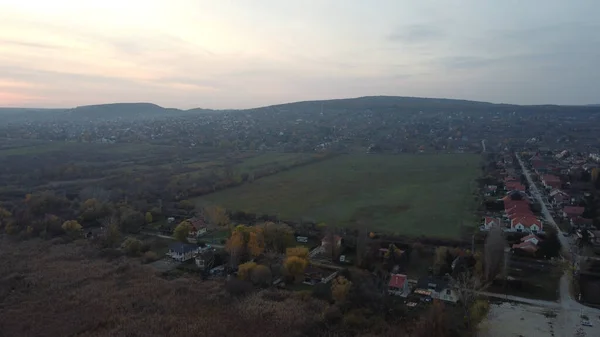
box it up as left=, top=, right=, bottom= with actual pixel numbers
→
left=195, top=154, right=481, bottom=238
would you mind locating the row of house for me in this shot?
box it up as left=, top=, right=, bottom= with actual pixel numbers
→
left=387, top=273, right=459, bottom=303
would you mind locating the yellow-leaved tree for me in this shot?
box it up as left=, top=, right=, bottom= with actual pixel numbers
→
left=238, top=261, right=257, bottom=281
left=331, top=275, right=352, bottom=303
left=145, top=212, right=153, bottom=224
left=284, top=256, right=308, bottom=281
left=247, top=230, right=265, bottom=258
left=204, top=205, right=229, bottom=227
left=173, top=221, right=191, bottom=242
left=61, top=220, right=82, bottom=235
left=286, top=246, right=309, bottom=259
left=226, top=230, right=246, bottom=267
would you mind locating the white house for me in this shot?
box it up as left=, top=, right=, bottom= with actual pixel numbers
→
left=167, top=243, right=200, bottom=262
left=480, top=217, right=501, bottom=231
left=414, top=277, right=459, bottom=303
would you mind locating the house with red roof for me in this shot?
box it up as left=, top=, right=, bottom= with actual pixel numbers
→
left=480, top=217, right=501, bottom=231
left=571, top=216, right=594, bottom=229
left=542, top=174, right=561, bottom=189
left=563, top=206, right=585, bottom=220
left=388, top=273, right=409, bottom=297
left=510, top=216, right=543, bottom=233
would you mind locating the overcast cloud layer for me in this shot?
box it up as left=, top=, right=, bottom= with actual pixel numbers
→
left=1, top=0, right=599, bottom=109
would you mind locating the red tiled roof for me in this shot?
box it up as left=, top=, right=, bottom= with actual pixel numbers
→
left=389, top=274, right=407, bottom=289
left=484, top=217, right=500, bottom=225
left=563, top=206, right=585, bottom=216
left=512, top=241, right=539, bottom=252
left=521, top=234, right=542, bottom=243
left=512, top=216, right=542, bottom=228
left=543, top=174, right=561, bottom=182
left=572, top=216, right=593, bottom=225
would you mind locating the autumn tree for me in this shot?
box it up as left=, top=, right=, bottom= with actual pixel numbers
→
left=286, top=246, right=309, bottom=259
left=484, top=225, right=507, bottom=282
left=258, top=222, right=295, bottom=253
left=0, top=207, right=11, bottom=224
left=331, top=275, right=352, bottom=303
left=173, top=221, right=192, bottom=242
left=61, top=220, right=82, bottom=237
left=122, top=237, right=143, bottom=256
left=452, top=270, right=487, bottom=330
left=79, top=198, right=111, bottom=223
left=238, top=261, right=257, bottom=281
left=204, top=205, right=229, bottom=227
left=145, top=212, right=153, bottom=224
left=226, top=230, right=246, bottom=268
left=247, top=230, right=265, bottom=258
left=251, top=264, right=272, bottom=286
left=284, top=256, right=308, bottom=281
left=99, top=216, right=121, bottom=248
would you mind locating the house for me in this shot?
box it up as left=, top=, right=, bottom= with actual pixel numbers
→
left=485, top=185, right=498, bottom=196
left=505, top=181, right=526, bottom=192
left=303, top=266, right=325, bottom=285
left=571, top=216, right=594, bottom=229
left=541, top=175, right=561, bottom=189
left=167, top=242, right=200, bottom=262
left=512, top=241, right=539, bottom=254
left=520, top=234, right=542, bottom=246
left=549, top=189, right=569, bottom=207
left=510, top=216, right=543, bottom=233
left=414, top=277, right=459, bottom=303
left=321, top=235, right=342, bottom=250
left=388, top=273, right=409, bottom=297
left=563, top=206, right=585, bottom=219
left=480, top=217, right=501, bottom=231
left=187, top=217, right=207, bottom=238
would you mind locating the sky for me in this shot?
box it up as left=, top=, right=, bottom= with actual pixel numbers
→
left=1, top=0, right=599, bottom=109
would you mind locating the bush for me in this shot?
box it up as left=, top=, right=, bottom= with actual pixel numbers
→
left=225, top=279, right=253, bottom=297
left=323, top=305, right=342, bottom=323
left=312, top=283, right=332, bottom=301
left=121, top=237, right=143, bottom=256
left=142, top=251, right=158, bottom=264
left=100, top=248, right=124, bottom=260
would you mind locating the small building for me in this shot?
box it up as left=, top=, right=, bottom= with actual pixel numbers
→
left=167, top=243, right=200, bottom=262
left=303, top=266, right=326, bottom=285
left=414, top=277, right=459, bottom=303
left=563, top=206, right=585, bottom=220
left=321, top=235, right=342, bottom=250
left=388, top=273, right=409, bottom=297
left=481, top=217, right=501, bottom=231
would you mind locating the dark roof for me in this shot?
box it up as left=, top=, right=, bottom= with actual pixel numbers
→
left=415, top=276, right=450, bottom=293
left=169, top=242, right=198, bottom=254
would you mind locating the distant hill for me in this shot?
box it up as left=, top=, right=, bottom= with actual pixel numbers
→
left=2, top=96, right=599, bottom=122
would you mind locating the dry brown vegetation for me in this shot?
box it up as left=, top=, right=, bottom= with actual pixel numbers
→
left=0, top=238, right=326, bottom=337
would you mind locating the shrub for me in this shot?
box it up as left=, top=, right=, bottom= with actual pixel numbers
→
left=122, top=237, right=143, bottom=256
left=225, top=279, right=253, bottom=297
left=142, top=251, right=158, bottom=264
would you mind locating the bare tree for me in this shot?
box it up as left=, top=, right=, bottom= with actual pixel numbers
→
left=484, top=225, right=506, bottom=282
left=452, top=270, right=488, bottom=330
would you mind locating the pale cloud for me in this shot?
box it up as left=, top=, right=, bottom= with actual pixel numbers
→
left=0, top=0, right=599, bottom=108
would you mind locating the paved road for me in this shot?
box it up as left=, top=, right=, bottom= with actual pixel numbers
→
left=514, top=152, right=600, bottom=335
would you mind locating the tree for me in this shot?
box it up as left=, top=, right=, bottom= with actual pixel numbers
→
left=173, top=221, right=192, bottom=242
left=247, top=230, right=265, bottom=258
left=122, top=237, right=143, bottom=256
left=238, top=261, right=257, bottom=281
left=286, top=246, right=309, bottom=259
left=251, top=264, right=272, bottom=286
left=204, top=205, right=229, bottom=227
left=226, top=230, right=246, bottom=268
left=284, top=256, right=308, bottom=281
left=331, top=275, right=352, bottom=303
left=79, top=198, right=111, bottom=223
left=61, top=220, right=82, bottom=236
left=452, top=270, right=487, bottom=330
left=101, top=217, right=121, bottom=248
left=258, top=222, right=295, bottom=253
left=483, top=225, right=507, bottom=282
left=145, top=212, right=153, bottom=224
